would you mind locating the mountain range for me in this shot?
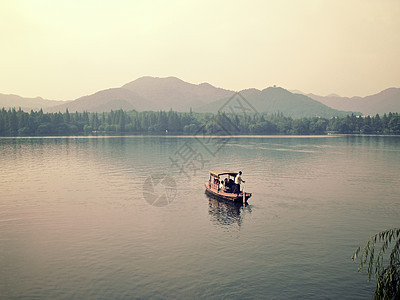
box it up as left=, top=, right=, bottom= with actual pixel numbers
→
left=0, top=94, right=67, bottom=112
left=196, top=87, right=354, bottom=118
left=1, top=76, right=399, bottom=117
left=306, top=88, right=400, bottom=116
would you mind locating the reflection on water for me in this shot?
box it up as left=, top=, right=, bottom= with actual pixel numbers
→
left=207, top=196, right=252, bottom=228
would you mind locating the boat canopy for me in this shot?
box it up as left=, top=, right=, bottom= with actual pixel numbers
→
left=209, top=170, right=238, bottom=178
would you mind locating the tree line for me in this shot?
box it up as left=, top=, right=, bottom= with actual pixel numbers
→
left=0, top=107, right=399, bottom=136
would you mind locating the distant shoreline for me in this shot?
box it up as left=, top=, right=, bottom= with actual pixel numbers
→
left=2, top=133, right=400, bottom=139
left=1, top=108, right=399, bottom=137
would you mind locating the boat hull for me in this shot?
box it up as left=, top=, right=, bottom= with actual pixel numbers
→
left=204, top=182, right=252, bottom=202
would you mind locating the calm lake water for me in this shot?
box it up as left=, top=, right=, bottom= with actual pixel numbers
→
left=1, top=135, right=399, bottom=299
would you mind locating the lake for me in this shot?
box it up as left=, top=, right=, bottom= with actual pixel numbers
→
left=1, top=135, right=399, bottom=299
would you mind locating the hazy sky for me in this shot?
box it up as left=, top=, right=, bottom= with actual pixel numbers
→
left=1, top=0, right=399, bottom=100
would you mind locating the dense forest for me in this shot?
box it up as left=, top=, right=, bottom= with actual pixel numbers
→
left=0, top=107, right=399, bottom=136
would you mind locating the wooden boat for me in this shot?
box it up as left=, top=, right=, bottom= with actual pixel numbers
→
left=204, top=170, right=252, bottom=203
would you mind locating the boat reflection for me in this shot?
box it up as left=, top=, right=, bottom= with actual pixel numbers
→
left=207, top=195, right=252, bottom=228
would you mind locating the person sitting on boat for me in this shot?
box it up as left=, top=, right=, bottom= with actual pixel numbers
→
left=224, top=178, right=230, bottom=192
left=228, top=178, right=234, bottom=190
left=234, top=171, right=245, bottom=195
left=219, top=180, right=225, bottom=192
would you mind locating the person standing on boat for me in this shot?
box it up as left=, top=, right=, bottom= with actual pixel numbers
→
left=234, top=171, right=245, bottom=195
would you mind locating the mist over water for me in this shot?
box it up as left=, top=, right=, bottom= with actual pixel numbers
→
left=1, top=135, right=399, bottom=299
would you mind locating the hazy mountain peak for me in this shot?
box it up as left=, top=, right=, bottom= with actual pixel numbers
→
left=308, top=87, right=400, bottom=115
left=199, top=82, right=213, bottom=88
left=0, top=93, right=66, bottom=111
left=374, top=87, right=399, bottom=97
left=239, top=88, right=261, bottom=93
left=261, top=86, right=290, bottom=94
left=123, top=76, right=189, bottom=89
left=290, top=89, right=305, bottom=95
left=121, top=76, right=234, bottom=111
left=327, top=93, right=341, bottom=98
